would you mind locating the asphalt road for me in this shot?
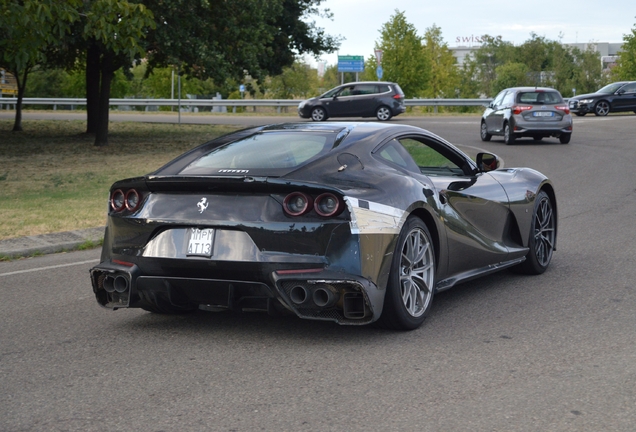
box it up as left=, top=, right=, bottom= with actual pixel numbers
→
left=1, top=112, right=636, bottom=431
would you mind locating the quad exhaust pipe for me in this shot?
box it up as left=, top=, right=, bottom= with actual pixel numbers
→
left=289, top=285, right=309, bottom=305
left=90, top=261, right=140, bottom=309
left=103, top=274, right=130, bottom=293
left=289, top=284, right=338, bottom=308
left=312, top=287, right=337, bottom=308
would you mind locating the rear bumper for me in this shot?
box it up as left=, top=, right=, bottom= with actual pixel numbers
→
left=90, top=261, right=381, bottom=325
left=512, top=126, right=573, bottom=138
left=391, top=103, right=406, bottom=115
left=91, top=225, right=386, bottom=325
left=513, top=117, right=573, bottom=137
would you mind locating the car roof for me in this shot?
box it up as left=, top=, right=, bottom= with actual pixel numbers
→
left=338, top=81, right=396, bottom=86
left=504, top=87, right=562, bottom=93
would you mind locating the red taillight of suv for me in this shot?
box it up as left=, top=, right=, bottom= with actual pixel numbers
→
left=512, top=105, right=533, bottom=115
left=555, top=105, right=570, bottom=114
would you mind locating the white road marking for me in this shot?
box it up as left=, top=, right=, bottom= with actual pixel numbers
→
left=0, top=259, right=99, bottom=277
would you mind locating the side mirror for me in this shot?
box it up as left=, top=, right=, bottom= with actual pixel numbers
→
left=476, top=152, right=500, bottom=173
left=617, top=89, right=625, bottom=95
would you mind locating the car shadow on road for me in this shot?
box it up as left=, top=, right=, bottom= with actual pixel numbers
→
left=105, top=268, right=538, bottom=344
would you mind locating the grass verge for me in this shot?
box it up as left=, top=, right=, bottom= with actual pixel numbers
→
left=0, top=119, right=242, bottom=240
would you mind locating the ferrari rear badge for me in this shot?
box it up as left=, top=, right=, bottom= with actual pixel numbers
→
left=197, top=197, right=209, bottom=213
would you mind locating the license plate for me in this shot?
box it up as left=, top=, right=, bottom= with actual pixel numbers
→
left=533, top=111, right=554, bottom=117
left=187, top=228, right=214, bottom=257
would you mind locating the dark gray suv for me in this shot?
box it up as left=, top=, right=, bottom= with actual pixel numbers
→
left=480, top=87, right=573, bottom=144
left=298, top=81, right=405, bottom=121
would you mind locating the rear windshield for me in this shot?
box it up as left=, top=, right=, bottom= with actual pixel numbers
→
left=517, top=91, right=563, bottom=104
left=179, top=132, right=335, bottom=175
left=392, top=83, right=405, bottom=97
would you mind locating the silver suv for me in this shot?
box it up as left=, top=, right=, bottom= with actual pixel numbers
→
left=480, top=87, right=573, bottom=144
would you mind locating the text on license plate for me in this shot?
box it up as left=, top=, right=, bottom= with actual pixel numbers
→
left=533, top=111, right=554, bottom=117
left=187, top=228, right=214, bottom=257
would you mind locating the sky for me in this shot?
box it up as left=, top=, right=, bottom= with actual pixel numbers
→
left=309, top=0, right=635, bottom=67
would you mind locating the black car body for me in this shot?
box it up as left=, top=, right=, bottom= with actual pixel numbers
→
left=568, top=81, right=636, bottom=116
left=298, top=82, right=405, bottom=122
left=90, top=122, right=557, bottom=330
left=481, top=87, right=573, bottom=144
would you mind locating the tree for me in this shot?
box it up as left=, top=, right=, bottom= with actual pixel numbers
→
left=546, top=42, right=576, bottom=95
left=611, top=20, right=636, bottom=81
left=492, top=62, right=531, bottom=93
left=267, top=61, right=319, bottom=99
left=0, top=0, right=80, bottom=131
left=319, top=63, right=342, bottom=91
left=359, top=55, right=380, bottom=82
left=375, top=10, right=430, bottom=98
left=141, top=0, right=339, bottom=85
left=515, top=33, right=553, bottom=83
left=569, top=46, right=604, bottom=95
left=421, top=24, right=459, bottom=99
left=80, top=1, right=155, bottom=146
left=464, top=35, right=516, bottom=97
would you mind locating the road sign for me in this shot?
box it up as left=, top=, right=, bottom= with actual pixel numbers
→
left=376, top=66, right=383, bottom=80
left=338, top=55, right=364, bottom=73
left=0, top=69, right=18, bottom=95
left=374, top=49, right=383, bottom=65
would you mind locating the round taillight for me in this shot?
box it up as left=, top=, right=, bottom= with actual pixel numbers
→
left=314, top=193, right=343, bottom=217
left=111, top=189, right=125, bottom=212
left=283, top=192, right=312, bottom=216
left=125, top=189, right=141, bottom=211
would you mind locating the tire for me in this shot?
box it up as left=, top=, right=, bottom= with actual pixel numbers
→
left=513, top=190, right=556, bottom=275
left=503, top=123, right=516, bottom=145
left=594, top=100, right=610, bottom=116
left=480, top=121, right=492, bottom=141
left=575, top=112, right=586, bottom=117
left=559, top=133, right=571, bottom=144
left=311, top=107, right=327, bottom=121
left=376, top=105, right=392, bottom=121
left=378, top=217, right=435, bottom=330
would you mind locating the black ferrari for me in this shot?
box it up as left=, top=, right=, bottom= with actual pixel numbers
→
left=90, top=122, right=557, bottom=330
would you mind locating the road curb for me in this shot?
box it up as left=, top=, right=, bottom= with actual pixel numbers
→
left=0, top=227, right=105, bottom=259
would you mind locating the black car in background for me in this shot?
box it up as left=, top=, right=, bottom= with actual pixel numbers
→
left=568, top=81, right=636, bottom=116
left=298, top=81, right=405, bottom=121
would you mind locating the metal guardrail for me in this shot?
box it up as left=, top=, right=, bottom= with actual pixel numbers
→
left=0, top=97, right=493, bottom=109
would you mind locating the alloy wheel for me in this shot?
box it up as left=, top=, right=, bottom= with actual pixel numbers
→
left=533, top=195, right=556, bottom=267
left=399, top=227, right=435, bottom=317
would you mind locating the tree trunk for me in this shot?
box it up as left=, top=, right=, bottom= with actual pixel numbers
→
left=86, top=41, right=100, bottom=135
left=94, top=53, right=114, bottom=147
left=11, top=68, right=29, bottom=132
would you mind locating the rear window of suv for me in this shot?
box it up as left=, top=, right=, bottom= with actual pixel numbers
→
left=391, top=84, right=404, bottom=97
left=518, top=91, right=563, bottom=104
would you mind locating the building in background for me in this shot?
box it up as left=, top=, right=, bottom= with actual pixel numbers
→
left=450, top=42, right=623, bottom=70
